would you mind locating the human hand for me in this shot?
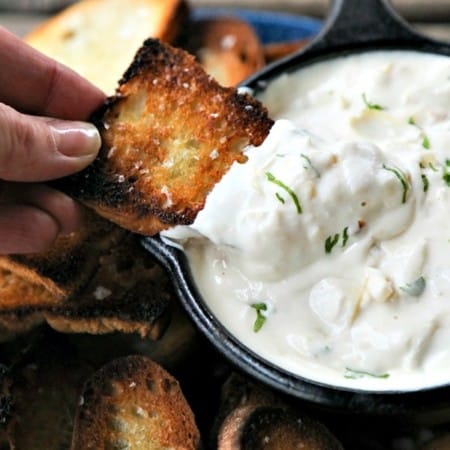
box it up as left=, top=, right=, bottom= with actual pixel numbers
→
left=0, top=26, right=106, bottom=254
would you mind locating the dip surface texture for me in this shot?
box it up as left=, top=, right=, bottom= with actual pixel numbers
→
left=162, top=51, right=450, bottom=391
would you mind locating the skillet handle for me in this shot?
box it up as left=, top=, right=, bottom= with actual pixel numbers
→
left=306, top=0, right=424, bottom=53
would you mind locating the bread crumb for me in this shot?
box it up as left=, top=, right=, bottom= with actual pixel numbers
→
left=161, top=185, right=173, bottom=207
left=107, top=147, right=117, bottom=159
left=221, top=34, right=237, bottom=50
left=93, top=286, right=112, bottom=300
left=133, top=405, right=148, bottom=418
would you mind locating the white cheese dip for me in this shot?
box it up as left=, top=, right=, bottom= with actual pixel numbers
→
left=162, top=51, right=450, bottom=391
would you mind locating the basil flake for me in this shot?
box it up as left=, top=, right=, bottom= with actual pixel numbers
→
left=266, top=172, right=302, bottom=214
left=251, top=303, right=268, bottom=333
left=362, top=93, right=385, bottom=111
left=300, top=153, right=320, bottom=178
left=382, top=164, right=410, bottom=204
left=342, top=227, right=349, bottom=247
left=344, top=367, right=390, bottom=379
left=443, top=159, right=450, bottom=186
left=421, top=174, right=429, bottom=193
left=400, top=276, right=426, bottom=297
left=325, top=234, right=339, bottom=254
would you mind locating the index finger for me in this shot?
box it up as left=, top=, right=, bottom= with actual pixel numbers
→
left=0, top=27, right=106, bottom=120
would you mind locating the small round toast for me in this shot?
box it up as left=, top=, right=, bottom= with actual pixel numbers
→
left=72, top=355, right=201, bottom=450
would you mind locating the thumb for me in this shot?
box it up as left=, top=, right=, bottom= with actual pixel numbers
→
left=0, top=102, right=100, bottom=182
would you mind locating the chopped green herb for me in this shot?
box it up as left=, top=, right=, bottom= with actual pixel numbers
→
left=400, top=276, right=426, bottom=297
left=344, top=367, right=390, bottom=379
left=325, top=234, right=340, bottom=254
left=251, top=303, right=268, bottom=333
left=408, top=116, right=430, bottom=149
left=275, top=192, right=285, bottom=204
left=300, top=153, right=320, bottom=178
left=342, top=227, right=349, bottom=247
left=362, top=93, right=385, bottom=111
left=382, top=164, right=410, bottom=204
left=443, top=159, right=450, bottom=186
left=266, top=172, right=302, bottom=214
left=428, top=162, right=438, bottom=172
left=421, top=174, right=429, bottom=193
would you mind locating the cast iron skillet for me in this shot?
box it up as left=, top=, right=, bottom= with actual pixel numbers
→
left=142, top=0, right=450, bottom=422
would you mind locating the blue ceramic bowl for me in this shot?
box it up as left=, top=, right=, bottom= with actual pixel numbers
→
left=192, top=7, right=322, bottom=45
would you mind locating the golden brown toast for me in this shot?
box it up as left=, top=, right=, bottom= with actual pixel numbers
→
left=179, top=16, right=265, bottom=86
left=0, top=267, right=60, bottom=342
left=58, top=38, right=273, bottom=235
left=25, top=0, right=189, bottom=94
left=263, top=39, right=310, bottom=64
left=71, top=355, right=201, bottom=450
left=0, top=234, right=172, bottom=341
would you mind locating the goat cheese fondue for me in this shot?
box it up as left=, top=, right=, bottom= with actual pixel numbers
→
left=162, top=51, right=450, bottom=391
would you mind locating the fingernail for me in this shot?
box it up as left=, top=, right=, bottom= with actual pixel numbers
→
left=49, top=121, right=101, bottom=160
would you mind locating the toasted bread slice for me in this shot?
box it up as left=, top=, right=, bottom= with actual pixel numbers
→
left=263, top=39, right=310, bottom=64
left=45, top=234, right=172, bottom=339
left=0, top=267, right=58, bottom=342
left=214, top=373, right=343, bottom=450
left=0, top=234, right=172, bottom=341
left=218, top=405, right=344, bottom=450
left=0, top=209, right=125, bottom=299
left=57, top=38, right=273, bottom=235
left=65, top=296, right=200, bottom=372
left=0, top=267, right=57, bottom=309
left=25, top=0, right=189, bottom=94
left=179, top=17, right=265, bottom=86
left=71, top=355, right=201, bottom=450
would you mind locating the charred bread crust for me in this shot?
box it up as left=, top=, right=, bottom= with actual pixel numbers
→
left=58, top=38, right=273, bottom=235
left=45, top=235, right=173, bottom=339
left=45, top=277, right=170, bottom=339
left=72, top=355, right=201, bottom=449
